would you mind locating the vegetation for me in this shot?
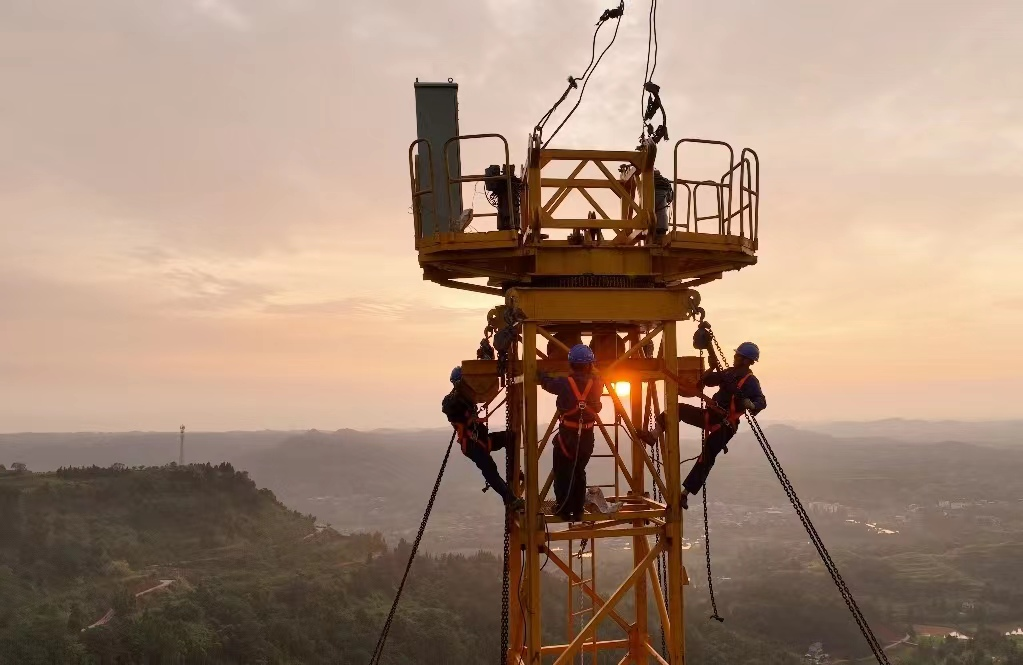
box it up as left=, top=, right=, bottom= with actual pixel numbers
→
left=897, top=630, right=1023, bottom=664
left=0, top=464, right=809, bottom=664
left=4, top=442, right=1023, bottom=663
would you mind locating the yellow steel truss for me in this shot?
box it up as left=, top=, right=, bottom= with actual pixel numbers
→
left=411, top=136, right=761, bottom=662
left=458, top=289, right=703, bottom=664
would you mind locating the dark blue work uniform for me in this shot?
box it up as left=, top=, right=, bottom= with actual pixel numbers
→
left=540, top=371, right=603, bottom=520
left=658, top=367, right=767, bottom=496
left=441, top=389, right=514, bottom=504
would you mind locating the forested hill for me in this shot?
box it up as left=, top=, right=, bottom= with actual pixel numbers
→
left=0, top=464, right=805, bottom=664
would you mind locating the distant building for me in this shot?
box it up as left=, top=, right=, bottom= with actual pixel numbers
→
left=803, top=642, right=832, bottom=664
left=808, top=502, right=844, bottom=515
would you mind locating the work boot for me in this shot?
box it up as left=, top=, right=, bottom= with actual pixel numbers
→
left=638, top=430, right=658, bottom=446
left=680, top=492, right=689, bottom=510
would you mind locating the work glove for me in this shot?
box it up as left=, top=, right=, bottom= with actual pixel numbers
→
left=740, top=398, right=756, bottom=412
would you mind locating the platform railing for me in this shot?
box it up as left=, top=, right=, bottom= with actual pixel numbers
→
left=444, top=133, right=516, bottom=233
left=671, top=139, right=759, bottom=242
left=408, top=139, right=438, bottom=241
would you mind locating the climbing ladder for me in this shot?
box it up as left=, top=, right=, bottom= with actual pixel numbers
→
left=568, top=538, right=599, bottom=664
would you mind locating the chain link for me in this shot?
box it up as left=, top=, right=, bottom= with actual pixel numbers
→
left=369, top=431, right=457, bottom=665
left=644, top=379, right=670, bottom=658
left=500, top=342, right=515, bottom=665
left=702, top=481, right=724, bottom=622
left=707, top=327, right=890, bottom=664
left=698, top=348, right=725, bottom=623
left=746, top=411, right=890, bottom=663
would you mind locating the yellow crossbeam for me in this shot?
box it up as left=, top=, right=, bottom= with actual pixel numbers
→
left=552, top=541, right=664, bottom=665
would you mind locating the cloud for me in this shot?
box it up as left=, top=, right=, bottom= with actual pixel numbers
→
left=191, top=0, right=250, bottom=31
left=263, top=296, right=482, bottom=323
left=2, top=0, right=1022, bottom=429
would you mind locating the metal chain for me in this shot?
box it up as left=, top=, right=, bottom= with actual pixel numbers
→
left=702, top=482, right=724, bottom=623
left=369, top=431, right=457, bottom=665
left=746, top=412, right=890, bottom=663
left=501, top=351, right=513, bottom=665
left=697, top=348, right=725, bottom=623
left=645, top=380, right=669, bottom=658
left=707, top=328, right=890, bottom=664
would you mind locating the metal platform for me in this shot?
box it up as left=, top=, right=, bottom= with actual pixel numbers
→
left=410, top=138, right=759, bottom=295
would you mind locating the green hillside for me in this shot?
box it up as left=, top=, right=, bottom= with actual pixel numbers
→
left=0, top=464, right=807, bottom=664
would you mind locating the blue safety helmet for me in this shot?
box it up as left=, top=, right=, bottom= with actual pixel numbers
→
left=568, top=344, right=596, bottom=364
left=449, top=366, right=463, bottom=384
left=735, top=342, right=760, bottom=363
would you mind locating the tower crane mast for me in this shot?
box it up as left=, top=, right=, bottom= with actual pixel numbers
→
left=409, top=69, right=760, bottom=662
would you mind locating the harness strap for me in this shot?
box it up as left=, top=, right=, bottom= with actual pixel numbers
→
left=704, top=372, right=752, bottom=436
left=560, top=376, right=597, bottom=430
left=455, top=409, right=491, bottom=455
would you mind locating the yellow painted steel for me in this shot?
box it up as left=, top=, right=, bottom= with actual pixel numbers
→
left=408, top=140, right=761, bottom=663
left=409, top=141, right=759, bottom=287
left=482, top=297, right=703, bottom=665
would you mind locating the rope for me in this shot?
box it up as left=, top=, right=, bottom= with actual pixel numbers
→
left=536, top=2, right=625, bottom=148
left=706, top=332, right=891, bottom=664
left=368, top=431, right=457, bottom=665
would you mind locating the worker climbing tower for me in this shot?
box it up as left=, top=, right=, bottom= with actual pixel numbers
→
left=408, top=77, right=760, bottom=664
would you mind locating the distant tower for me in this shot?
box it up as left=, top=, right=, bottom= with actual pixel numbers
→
left=179, top=425, right=186, bottom=465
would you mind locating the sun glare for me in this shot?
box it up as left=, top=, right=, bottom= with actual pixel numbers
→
left=613, top=382, right=631, bottom=398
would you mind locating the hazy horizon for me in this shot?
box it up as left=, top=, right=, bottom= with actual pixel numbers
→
left=3, top=0, right=1021, bottom=431
left=2, top=417, right=1021, bottom=437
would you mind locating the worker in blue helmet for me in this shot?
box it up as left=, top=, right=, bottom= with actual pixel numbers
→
left=442, top=366, right=525, bottom=512
left=641, top=340, right=766, bottom=509
left=538, top=343, right=604, bottom=521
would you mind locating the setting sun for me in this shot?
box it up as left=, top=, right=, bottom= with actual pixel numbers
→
left=613, top=382, right=631, bottom=398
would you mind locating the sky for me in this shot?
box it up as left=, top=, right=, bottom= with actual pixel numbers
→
left=1, top=0, right=1021, bottom=432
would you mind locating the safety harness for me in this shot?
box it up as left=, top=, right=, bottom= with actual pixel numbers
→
left=704, top=371, right=752, bottom=435
left=557, top=376, right=599, bottom=458
left=445, top=392, right=490, bottom=455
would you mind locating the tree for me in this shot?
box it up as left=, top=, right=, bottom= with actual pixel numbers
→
left=112, top=587, right=136, bottom=616
left=11, top=462, right=27, bottom=473
left=67, top=602, right=86, bottom=633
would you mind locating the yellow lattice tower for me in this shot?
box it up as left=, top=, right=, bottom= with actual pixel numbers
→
left=410, top=81, right=759, bottom=664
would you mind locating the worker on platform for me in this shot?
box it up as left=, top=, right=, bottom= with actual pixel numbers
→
left=641, top=341, right=766, bottom=509
left=442, top=367, right=525, bottom=512
left=539, top=344, right=604, bottom=522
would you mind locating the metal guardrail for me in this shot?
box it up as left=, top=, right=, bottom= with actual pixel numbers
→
left=408, top=139, right=437, bottom=240
left=444, top=134, right=515, bottom=232
left=409, top=133, right=517, bottom=237
left=410, top=135, right=759, bottom=246
left=671, top=139, right=759, bottom=241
